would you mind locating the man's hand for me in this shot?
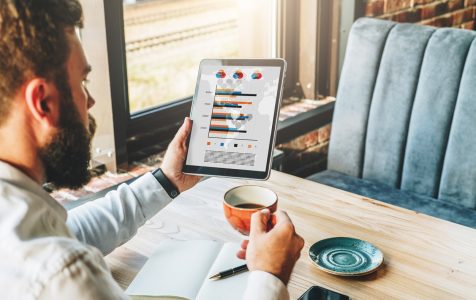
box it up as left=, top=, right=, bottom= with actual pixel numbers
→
left=161, top=117, right=202, bottom=193
left=238, top=209, right=304, bottom=285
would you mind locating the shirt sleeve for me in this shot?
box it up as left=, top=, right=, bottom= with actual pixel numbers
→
left=243, top=271, right=290, bottom=300
left=66, top=172, right=172, bottom=255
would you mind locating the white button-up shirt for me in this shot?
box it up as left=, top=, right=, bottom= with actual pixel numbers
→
left=0, top=161, right=288, bottom=299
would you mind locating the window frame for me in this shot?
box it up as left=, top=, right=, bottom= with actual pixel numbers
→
left=103, top=0, right=338, bottom=168
left=104, top=0, right=192, bottom=168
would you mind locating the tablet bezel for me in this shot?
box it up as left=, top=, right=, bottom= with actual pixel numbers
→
left=183, top=58, right=286, bottom=180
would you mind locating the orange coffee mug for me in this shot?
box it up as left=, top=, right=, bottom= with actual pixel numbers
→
left=223, top=185, right=278, bottom=235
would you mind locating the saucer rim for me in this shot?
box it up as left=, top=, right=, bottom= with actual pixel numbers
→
left=308, top=237, right=384, bottom=276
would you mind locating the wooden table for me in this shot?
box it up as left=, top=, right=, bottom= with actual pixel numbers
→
left=105, top=171, right=476, bottom=299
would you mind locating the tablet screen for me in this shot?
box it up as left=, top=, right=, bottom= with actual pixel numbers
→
left=185, top=63, right=283, bottom=177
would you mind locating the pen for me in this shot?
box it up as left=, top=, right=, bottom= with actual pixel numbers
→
left=209, top=264, right=249, bottom=280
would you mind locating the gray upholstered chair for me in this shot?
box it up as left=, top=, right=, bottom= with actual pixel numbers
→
left=307, top=18, right=476, bottom=228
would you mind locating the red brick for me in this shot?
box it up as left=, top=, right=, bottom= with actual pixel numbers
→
left=414, top=0, right=436, bottom=4
left=385, top=0, right=414, bottom=14
left=392, top=11, right=405, bottom=22
left=465, top=7, right=476, bottom=22
left=421, top=4, right=437, bottom=19
left=366, top=1, right=385, bottom=16
left=304, top=142, right=329, bottom=156
left=374, top=1, right=386, bottom=15
left=464, top=7, right=475, bottom=21
left=464, top=0, right=476, bottom=6
left=448, top=0, right=464, bottom=11
left=460, top=20, right=475, bottom=29
left=450, top=7, right=474, bottom=25
left=410, top=7, right=424, bottom=21
left=364, top=0, right=476, bottom=28
left=378, top=15, right=395, bottom=21
left=434, top=14, right=455, bottom=26
left=453, top=12, right=464, bottom=25
left=435, top=1, right=449, bottom=16
left=279, top=129, right=320, bottom=151
left=421, top=15, right=453, bottom=27
left=392, top=8, right=422, bottom=22
left=303, top=130, right=320, bottom=148
left=421, top=18, right=436, bottom=26
left=318, top=124, right=332, bottom=144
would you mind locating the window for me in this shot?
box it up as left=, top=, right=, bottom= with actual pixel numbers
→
left=123, top=0, right=278, bottom=113
left=81, top=0, right=338, bottom=170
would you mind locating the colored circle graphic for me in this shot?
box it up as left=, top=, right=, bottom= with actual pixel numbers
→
left=216, top=69, right=226, bottom=78
left=251, top=71, right=262, bottom=80
left=233, top=70, right=244, bottom=79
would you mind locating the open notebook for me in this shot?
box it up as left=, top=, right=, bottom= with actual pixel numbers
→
left=126, top=240, right=249, bottom=300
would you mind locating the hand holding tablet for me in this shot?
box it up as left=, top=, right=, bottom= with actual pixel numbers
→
left=184, top=59, right=286, bottom=180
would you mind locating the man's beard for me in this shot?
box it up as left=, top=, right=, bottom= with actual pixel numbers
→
left=39, top=91, right=97, bottom=190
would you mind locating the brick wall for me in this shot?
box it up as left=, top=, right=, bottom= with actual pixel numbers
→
left=365, top=0, right=476, bottom=29
left=276, top=123, right=331, bottom=178
left=275, top=97, right=334, bottom=178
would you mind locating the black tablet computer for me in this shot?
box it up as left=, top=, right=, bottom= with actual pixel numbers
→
left=183, top=59, right=286, bottom=180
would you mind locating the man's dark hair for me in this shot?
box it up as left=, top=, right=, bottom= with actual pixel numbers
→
left=0, top=0, right=93, bottom=190
left=0, top=0, right=83, bottom=126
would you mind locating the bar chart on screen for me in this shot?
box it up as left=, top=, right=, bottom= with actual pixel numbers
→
left=208, top=86, right=257, bottom=141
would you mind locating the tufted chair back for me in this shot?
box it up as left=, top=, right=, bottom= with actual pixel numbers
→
left=328, top=18, right=476, bottom=208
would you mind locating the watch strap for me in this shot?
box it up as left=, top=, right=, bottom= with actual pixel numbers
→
left=152, top=168, right=180, bottom=199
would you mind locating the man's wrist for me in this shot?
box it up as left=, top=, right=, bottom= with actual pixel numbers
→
left=152, top=168, right=180, bottom=199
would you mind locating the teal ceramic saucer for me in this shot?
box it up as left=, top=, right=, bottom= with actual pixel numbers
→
left=309, top=237, right=384, bottom=276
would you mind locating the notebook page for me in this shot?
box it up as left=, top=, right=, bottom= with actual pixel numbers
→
left=196, top=243, right=249, bottom=300
left=126, top=240, right=223, bottom=300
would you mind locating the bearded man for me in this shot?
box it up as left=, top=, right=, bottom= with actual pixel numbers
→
left=0, top=1, right=304, bottom=299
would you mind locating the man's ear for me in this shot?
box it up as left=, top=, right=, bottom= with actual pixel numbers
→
left=24, top=78, right=61, bottom=128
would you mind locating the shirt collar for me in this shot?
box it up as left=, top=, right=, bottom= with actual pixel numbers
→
left=0, top=160, right=67, bottom=221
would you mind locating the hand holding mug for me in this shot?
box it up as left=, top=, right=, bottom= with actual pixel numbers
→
left=239, top=209, right=304, bottom=285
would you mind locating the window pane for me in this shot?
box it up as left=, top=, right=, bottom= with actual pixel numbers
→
left=123, top=0, right=275, bottom=113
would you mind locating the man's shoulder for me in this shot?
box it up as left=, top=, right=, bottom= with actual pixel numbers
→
left=0, top=236, right=107, bottom=299
left=32, top=237, right=127, bottom=299
left=12, top=236, right=105, bottom=275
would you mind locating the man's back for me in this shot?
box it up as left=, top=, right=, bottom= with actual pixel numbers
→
left=0, top=161, right=125, bottom=299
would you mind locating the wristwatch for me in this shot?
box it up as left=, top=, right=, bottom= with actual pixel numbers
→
left=152, top=168, right=180, bottom=199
